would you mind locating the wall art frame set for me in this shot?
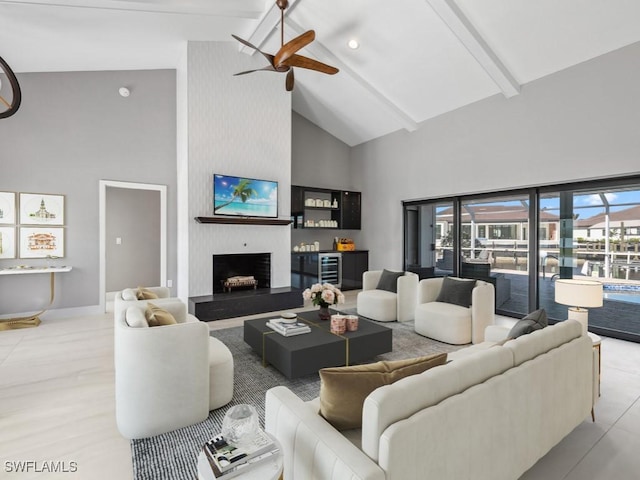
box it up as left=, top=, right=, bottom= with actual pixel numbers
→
left=0, top=192, right=66, bottom=259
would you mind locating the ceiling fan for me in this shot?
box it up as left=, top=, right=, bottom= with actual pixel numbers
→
left=231, top=0, right=339, bottom=91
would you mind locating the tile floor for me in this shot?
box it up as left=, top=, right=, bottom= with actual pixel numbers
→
left=1, top=292, right=639, bottom=479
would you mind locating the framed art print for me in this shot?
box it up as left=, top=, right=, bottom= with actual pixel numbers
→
left=0, top=191, right=16, bottom=224
left=0, top=227, right=16, bottom=259
left=19, top=193, right=65, bottom=226
left=19, top=227, right=65, bottom=259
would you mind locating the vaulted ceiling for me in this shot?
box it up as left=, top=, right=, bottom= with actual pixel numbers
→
left=2, top=0, right=639, bottom=146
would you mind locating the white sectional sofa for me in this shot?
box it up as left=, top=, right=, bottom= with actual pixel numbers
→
left=265, top=320, right=594, bottom=480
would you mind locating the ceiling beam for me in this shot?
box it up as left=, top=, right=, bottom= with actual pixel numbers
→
left=286, top=19, right=419, bottom=133
left=238, top=2, right=418, bottom=132
left=0, top=0, right=266, bottom=18
left=425, top=0, right=520, bottom=98
left=239, top=0, right=302, bottom=54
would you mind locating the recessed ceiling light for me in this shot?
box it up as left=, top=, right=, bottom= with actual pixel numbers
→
left=348, top=39, right=359, bottom=50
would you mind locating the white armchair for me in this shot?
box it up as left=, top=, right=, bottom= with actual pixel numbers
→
left=356, top=270, right=418, bottom=322
left=114, top=301, right=234, bottom=439
left=414, top=277, right=494, bottom=344
left=113, top=286, right=174, bottom=324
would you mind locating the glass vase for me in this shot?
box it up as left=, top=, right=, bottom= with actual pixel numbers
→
left=318, top=305, right=331, bottom=321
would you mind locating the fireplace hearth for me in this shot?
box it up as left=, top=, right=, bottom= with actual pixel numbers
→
left=188, top=253, right=303, bottom=321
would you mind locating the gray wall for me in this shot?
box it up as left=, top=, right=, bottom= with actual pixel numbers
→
left=291, top=112, right=363, bottom=251
left=0, top=70, right=177, bottom=314
left=105, top=187, right=160, bottom=292
left=292, top=112, right=353, bottom=189
left=352, top=41, right=640, bottom=270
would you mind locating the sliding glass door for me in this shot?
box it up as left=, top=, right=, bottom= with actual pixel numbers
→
left=403, top=175, right=640, bottom=342
left=539, top=185, right=640, bottom=339
left=404, top=201, right=454, bottom=279
left=459, top=195, right=530, bottom=317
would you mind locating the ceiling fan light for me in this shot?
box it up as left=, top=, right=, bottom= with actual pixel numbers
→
left=348, top=39, right=359, bottom=49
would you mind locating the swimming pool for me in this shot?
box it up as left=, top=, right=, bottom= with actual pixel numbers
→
left=603, top=284, right=640, bottom=305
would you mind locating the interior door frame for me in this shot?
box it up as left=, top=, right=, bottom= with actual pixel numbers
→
left=99, top=180, right=167, bottom=313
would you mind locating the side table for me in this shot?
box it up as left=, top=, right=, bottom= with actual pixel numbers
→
left=197, top=434, right=283, bottom=480
left=588, top=332, right=601, bottom=421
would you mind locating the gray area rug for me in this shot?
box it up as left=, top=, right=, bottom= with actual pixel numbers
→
left=130, top=318, right=462, bottom=480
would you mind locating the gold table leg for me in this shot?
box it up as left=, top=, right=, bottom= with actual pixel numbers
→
left=0, top=272, right=56, bottom=330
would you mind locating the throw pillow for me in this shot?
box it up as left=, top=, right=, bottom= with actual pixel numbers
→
left=319, top=353, right=448, bottom=430
left=125, top=307, right=149, bottom=328
left=136, top=286, right=159, bottom=300
left=121, top=288, right=138, bottom=301
left=145, top=302, right=177, bottom=327
left=507, top=308, right=548, bottom=339
left=435, top=277, right=477, bottom=307
left=376, top=269, right=404, bottom=293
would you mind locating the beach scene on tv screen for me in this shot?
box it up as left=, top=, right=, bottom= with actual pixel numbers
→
left=214, top=175, right=278, bottom=218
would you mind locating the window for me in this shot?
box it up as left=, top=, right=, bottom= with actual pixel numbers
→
left=488, top=224, right=518, bottom=240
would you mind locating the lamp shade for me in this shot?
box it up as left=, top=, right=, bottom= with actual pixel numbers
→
left=555, top=279, right=603, bottom=308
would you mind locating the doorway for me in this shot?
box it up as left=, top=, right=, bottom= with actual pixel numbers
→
left=99, top=180, right=167, bottom=313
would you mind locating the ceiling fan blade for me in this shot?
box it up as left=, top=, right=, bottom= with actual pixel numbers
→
left=233, top=65, right=278, bottom=76
left=282, top=54, right=339, bottom=75
left=274, top=30, right=315, bottom=68
left=286, top=68, right=295, bottom=92
left=231, top=34, right=275, bottom=66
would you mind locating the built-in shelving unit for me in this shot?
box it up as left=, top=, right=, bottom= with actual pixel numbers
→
left=291, top=185, right=361, bottom=230
left=195, top=217, right=292, bottom=226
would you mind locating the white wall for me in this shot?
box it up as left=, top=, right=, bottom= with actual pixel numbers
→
left=352, top=42, right=640, bottom=270
left=186, top=42, right=292, bottom=296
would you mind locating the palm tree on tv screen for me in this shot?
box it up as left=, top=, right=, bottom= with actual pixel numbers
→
left=214, top=178, right=258, bottom=212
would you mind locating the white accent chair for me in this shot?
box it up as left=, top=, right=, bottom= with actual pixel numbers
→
left=356, top=270, right=418, bottom=322
left=113, top=286, right=174, bottom=324
left=114, top=301, right=234, bottom=439
left=414, top=277, right=495, bottom=344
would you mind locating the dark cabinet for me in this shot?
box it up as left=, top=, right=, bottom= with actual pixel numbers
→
left=291, top=185, right=361, bottom=230
left=341, top=251, right=369, bottom=290
left=291, top=253, right=319, bottom=289
left=291, top=185, right=304, bottom=213
left=341, top=191, right=361, bottom=230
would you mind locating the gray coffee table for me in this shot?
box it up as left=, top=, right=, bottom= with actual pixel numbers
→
left=243, top=310, right=392, bottom=379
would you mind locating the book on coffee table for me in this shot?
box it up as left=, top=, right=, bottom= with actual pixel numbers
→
left=203, top=430, right=279, bottom=478
left=266, top=319, right=311, bottom=336
left=203, top=445, right=280, bottom=479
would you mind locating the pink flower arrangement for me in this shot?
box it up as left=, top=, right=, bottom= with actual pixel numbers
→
left=302, top=283, right=345, bottom=308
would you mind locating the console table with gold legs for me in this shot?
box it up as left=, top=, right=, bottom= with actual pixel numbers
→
left=0, top=266, right=73, bottom=330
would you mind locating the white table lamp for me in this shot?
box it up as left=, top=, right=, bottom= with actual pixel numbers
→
left=555, top=279, right=603, bottom=334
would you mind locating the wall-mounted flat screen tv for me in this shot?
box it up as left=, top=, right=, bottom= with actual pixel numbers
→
left=213, top=174, right=278, bottom=218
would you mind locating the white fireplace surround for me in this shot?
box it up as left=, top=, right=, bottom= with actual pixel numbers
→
left=183, top=42, right=292, bottom=298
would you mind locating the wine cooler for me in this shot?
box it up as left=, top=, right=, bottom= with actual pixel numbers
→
left=318, top=252, right=342, bottom=288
